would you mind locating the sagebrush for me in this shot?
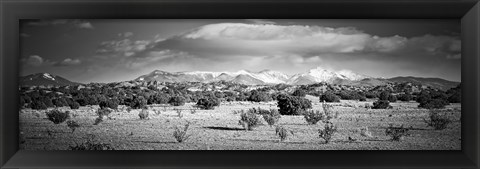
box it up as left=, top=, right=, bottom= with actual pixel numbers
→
left=66, top=120, right=80, bottom=133
left=69, top=135, right=114, bottom=150
left=304, top=102, right=336, bottom=125
left=173, top=123, right=191, bottom=143
left=318, top=122, right=337, bottom=144
left=275, top=125, right=294, bottom=142
left=254, top=107, right=281, bottom=126
left=303, top=110, right=324, bottom=125
left=424, top=110, right=452, bottom=130
left=139, top=108, right=150, bottom=120
left=238, top=109, right=262, bottom=130
left=385, top=124, right=410, bottom=141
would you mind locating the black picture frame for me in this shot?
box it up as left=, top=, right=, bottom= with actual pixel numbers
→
left=1, top=0, right=479, bottom=168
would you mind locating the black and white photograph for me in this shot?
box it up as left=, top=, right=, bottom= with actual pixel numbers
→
left=18, top=19, right=461, bottom=150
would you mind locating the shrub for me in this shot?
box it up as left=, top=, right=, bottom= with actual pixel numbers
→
left=130, top=96, right=147, bottom=109
left=397, top=93, right=412, bottom=102
left=385, top=124, right=409, bottom=141
left=139, top=108, right=150, bottom=120
left=318, top=122, right=337, bottom=144
left=74, top=95, right=88, bottom=106
left=235, top=93, right=248, bottom=101
left=69, top=135, right=114, bottom=150
left=319, top=92, right=340, bottom=102
left=365, top=91, right=378, bottom=99
left=277, top=94, right=312, bottom=115
left=99, top=99, right=118, bottom=110
left=275, top=126, right=294, bottom=142
left=175, top=109, right=183, bottom=118
left=372, top=100, right=392, bottom=109
left=388, top=95, right=397, bottom=102
left=416, top=90, right=449, bottom=109
left=69, top=101, right=80, bottom=109
left=424, top=110, right=452, bottom=130
left=322, top=102, right=337, bottom=120
left=96, top=108, right=112, bottom=119
left=53, top=98, right=69, bottom=107
left=93, top=117, right=103, bottom=125
left=337, top=91, right=362, bottom=100
left=260, top=108, right=281, bottom=126
left=196, top=97, right=220, bottom=110
left=447, top=84, right=461, bottom=103
left=148, top=93, right=170, bottom=104
left=31, top=100, right=48, bottom=110
left=40, top=97, right=54, bottom=108
left=448, top=92, right=461, bottom=103
left=378, top=91, right=391, bottom=101
left=173, top=123, right=191, bottom=143
left=292, top=89, right=307, bottom=97
left=238, top=110, right=262, bottom=130
left=169, top=96, right=186, bottom=106
left=46, top=109, right=70, bottom=124
left=66, top=120, right=80, bottom=133
left=248, top=90, right=271, bottom=102
left=303, top=110, right=324, bottom=125
left=304, top=102, right=338, bottom=125
left=418, top=99, right=449, bottom=109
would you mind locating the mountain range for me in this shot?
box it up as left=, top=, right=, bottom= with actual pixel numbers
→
left=135, top=67, right=371, bottom=86
left=19, top=67, right=460, bottom=90
left=133, top=67, right=459, bottom=90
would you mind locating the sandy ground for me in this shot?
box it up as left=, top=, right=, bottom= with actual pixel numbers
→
left=19, top=97, right=461, bottom=150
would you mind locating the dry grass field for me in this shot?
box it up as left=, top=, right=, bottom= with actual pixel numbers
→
left=19, top=96, right=461, bottom=150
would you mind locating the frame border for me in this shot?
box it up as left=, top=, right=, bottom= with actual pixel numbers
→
left=1, top=0, right=479, bottom=168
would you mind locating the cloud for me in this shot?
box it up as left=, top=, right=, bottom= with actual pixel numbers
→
left=404, top=35, right=461, bottom=59
left=171, top=23, right=382, bottom=55
left=149, top=23, right=460, bottom=60
left=26, top=19, right=94, bottom=29
left=125, top=50, right=194, bottom=70
left=22, top=55, right=44, bottom=66
left=366, top=35, right=408, bottom=52
left=118, top=32, right=134, bottom=38
left=54, top=58, right=82, bottom=66
left=96, top=39, right=153, bottom=57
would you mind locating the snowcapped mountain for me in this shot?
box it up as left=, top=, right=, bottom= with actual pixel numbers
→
left=134, top=67, right=371, bottom=85
left=20, top=73, right=82, bottom=86
left=287, top=67, right=370, bottom=85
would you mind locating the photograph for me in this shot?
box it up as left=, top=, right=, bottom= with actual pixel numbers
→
left=18, top=19, right=461, bottom=150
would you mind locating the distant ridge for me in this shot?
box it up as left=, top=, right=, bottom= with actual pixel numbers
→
left=20, top=73, right=82, bottom=87
left=386, top=76, right=459, bottom=91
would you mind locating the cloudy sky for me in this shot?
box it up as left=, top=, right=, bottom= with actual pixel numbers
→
left=20, top=19, right=461, bottom=83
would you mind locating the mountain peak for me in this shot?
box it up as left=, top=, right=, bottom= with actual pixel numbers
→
left=42, top=73, right=56, bottom=81
left=21, top=73, right=81, bottom=86
left=151, top=70, right=171, bottom=75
